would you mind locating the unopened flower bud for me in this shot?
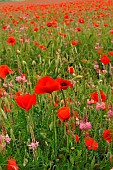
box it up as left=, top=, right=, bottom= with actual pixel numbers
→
left=22, top=61, right=26, bottom=65
left=32, top=60, right=36, bottom=66
left=16, top=49, right=21, bottom=54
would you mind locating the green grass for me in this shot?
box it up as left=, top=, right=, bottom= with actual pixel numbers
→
left=0, top=0, right=113, bottom=169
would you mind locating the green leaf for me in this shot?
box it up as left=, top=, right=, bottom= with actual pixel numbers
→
left=23, top=157, right=28, bottom=167
left=91, top=156, right=95, bottom=169
left=70, top=156, right=74, bottom=164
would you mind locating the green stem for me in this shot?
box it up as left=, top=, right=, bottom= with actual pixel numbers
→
left=51, top=93, right=57, bottom=158
left=61, top=89, right=67, bottom=107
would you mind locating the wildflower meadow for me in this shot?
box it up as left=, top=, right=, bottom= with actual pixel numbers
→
left=0, top=0, right=113, bottom=169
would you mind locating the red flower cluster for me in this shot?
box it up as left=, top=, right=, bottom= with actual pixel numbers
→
left=56, top=78, right=73, bottom=90
left=7, top=159, right=19, bottom=170
left=57, top=107, right=70, bottom=121
left=66, top=66, right=75, bottom=74
left=101, top=54, right=110, bottom=65
left=78, top=18, right=84, bottom=24
left=34, top=27, right=39, bottom=32
left=91, top=90, right=106, bottom=103
left=7, top=36, right=16, bottom=46
left=109, top=30, right=113, bottom=34
left=35, top=76, right=73, bottom=94
left=71, top=40, right=78, bottom=46
left=46, top=22, right=53, bottom=27
left=76, top=27, right=81, bottom=32
left=35, top=76, right=61, bottom=94
left=75, top=134, right=79, bottom=143
left=85, top=137, right=98, bottom=150
left=108, top=51, right=113, bottom=56
left=103, top=129, right=112, bottom=143
left=15, top=94, right=36, bottom=112
left=0, top=65, right=14, bottom=79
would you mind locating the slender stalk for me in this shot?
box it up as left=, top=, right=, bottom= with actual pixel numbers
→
left=61, top=89, right=67, bottom=107
left=51, top=93, right=57, bottom=158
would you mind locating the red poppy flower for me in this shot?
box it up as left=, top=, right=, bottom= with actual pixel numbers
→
left=76, top=27, right=81, bottom=32
left=85, top=137, right=98, bottom=150
left=35, top=76, right=61, bottom=94
left=91, top=90, right=106, bottom=103
left=34, top=27, right=39, bottom=32
left=104, top=24, right=108, bottom=27
left=34, top=41, right=38, bottom=47
left=78, top=18, right=84, bottom=24
left=75, top=134, right=79, bottom=143
left=56, top=78, right=73, bottom=90
left=64, top=15, right=69, bottom=19
left=93, top=22, right=99, bottom=27
left=108, top=51, right=113, bottom=56
left=15, top=94, right=36, bottom=112
left=46, top=22, right=53, bottom=27
left=109, top=30, right=113, bottom=34
left=57, top=107, right=70, bottom=121
left=7, top=159, right=19, bottom=170
left=20, top=38, right=25, bottom=43
left=71, top=40, right=78, bottom=46
left=39, top=44, right=46, bottom=51
left=7, top=36, right=16, bottom=46
left=101, top=54, right=110, bottom=65
left=15, top=91, right=22, bottom=97
left=0, top=65, right=14, bottom=79
left=66, top=66, right=75, bottom=74
left=3, top=25, right=7, bottom=30
left=103, top=129, right=112, bottom=143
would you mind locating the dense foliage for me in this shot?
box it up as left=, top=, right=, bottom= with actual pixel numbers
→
left=0, top=0, right=113, bottom=169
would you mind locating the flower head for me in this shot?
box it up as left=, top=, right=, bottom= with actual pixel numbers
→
left=108, top=110, right=113, bottom=118
left=90, top=90, right=106, bottom=104
left=103, top=129, right=112, bottom=143
left=7, top=159, right=19, bottom=170
left=57, top=107, right=70, bottom=121
left=56, top=78, right=73, bottom=90
left=101, top=54, right=110, bottom=65
left=66, top=66, right=75, bottom=74
left=0, top=65, right=13, bottom=79
left=85, top=137, right=98, bottom=150
left=7, top=36, right=16, bottom=46
left=28, top=141, right=39, bottom=150
left=15, top=94, right=36, bottom=112
left=35, top=76, right=61, bottom=94
left=80, top=121, right=92, bottom=130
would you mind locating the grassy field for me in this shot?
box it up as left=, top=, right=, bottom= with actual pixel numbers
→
left=0, top=0, right=113, bottom=169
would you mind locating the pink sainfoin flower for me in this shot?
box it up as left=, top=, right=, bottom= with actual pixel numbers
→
left=25, top=39, right=30, bottom=43
left=3, top=83, right=8, bottom=88
left=5, top=134, right=11, bottom=144
left=20, top=27, right=25, bottom=31
left=0, top=135, right=3, bottom=143
left=8, top=82, right=13, bottom=87
left=15, top=75, right=27, bottom=83
left=87, top=99, right=95, bottom=105
left=80, top=121, right=92, bottom=130
left=94, top=65, right=99, bottom=70
left=96, top=102, right=106, bottom=110
left=0, top=134, right=11, bottom=150
left=28, top=141, right=39, bottom=150
left=108, top=110, right=113, bottom=118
